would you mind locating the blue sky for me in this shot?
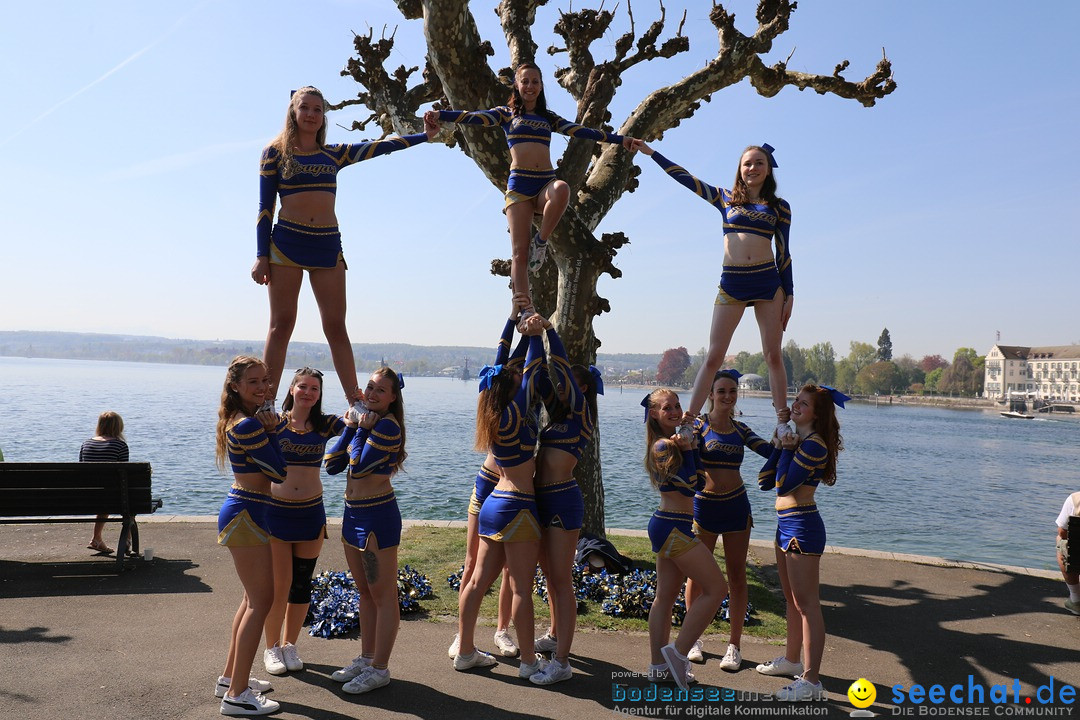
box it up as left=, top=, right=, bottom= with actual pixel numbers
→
left=2, top=1, right=1077, bottom=360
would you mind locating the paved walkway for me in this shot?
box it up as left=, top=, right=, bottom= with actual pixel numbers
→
left=0, top=518, right=1076, bottom=719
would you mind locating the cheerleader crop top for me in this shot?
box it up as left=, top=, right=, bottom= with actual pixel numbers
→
left=437, top=107, right=624, bottom=150
left=651, top=441, right=705, bottom=498
left=324, top=415, right=402, bottom=480
left=693, top=415, right=772, bottom=471
left=538, top=328, right=594, bottom=460
left=226, top=416, right=287, bottom=482
left=492, top=334, right=546, bottom=468
left=650, top=151, right=793, bottom=297
left=758, top=434, right=828, bottom=495
left=275, top=414, right=345, bottom=468
left=257, top=133, right=428, bottom=257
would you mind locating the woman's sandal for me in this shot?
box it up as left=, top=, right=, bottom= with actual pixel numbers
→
left=87, top=540, right=115, bottom=554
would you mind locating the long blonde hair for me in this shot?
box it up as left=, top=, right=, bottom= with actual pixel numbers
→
left=268, top=86, right=328, bottom=162
left=214, top=356, right=267, bottom=471
left=370, top=366, right=408, bottom=471
left=643, top=389, right=681, bottom=488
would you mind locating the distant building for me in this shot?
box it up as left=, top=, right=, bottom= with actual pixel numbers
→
left=983, top=344, right=1080, bottom=401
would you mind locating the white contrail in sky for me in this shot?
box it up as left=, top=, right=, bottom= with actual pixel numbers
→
left=0, top=1, right=210, bottom=148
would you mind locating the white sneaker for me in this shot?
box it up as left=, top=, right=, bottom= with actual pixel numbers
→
left=660, top=643, right=690, bottom=691
left=756, top=655, right=804, bottom=677
left=719, top=643, right=742, bottom=671
left=776, top=676, right=826, bottom=701
left=215, top=676, right=272, bottom=699
left=534, top=632, right=558, bottom=653
left=453, top=650, right=498, bottom=671
left=687, top=639, right=704, bottom=664
left=518, top=653, right=547, bottom=679
left=528, top=233, right=548, bottom=274
left=448, top=633, right=460, bottom=658
left=342, top=666, right=390, bottom=695
left=220, top=687, right=280, bottom=716
left=647, top=663, right=696, bottom=685
left=493, top=629, right=520, bottom=657
left=262, top=645, right=287, bottom=676
left=530, top=658, right=572, bottom=685
left=331, top=654, right=371, bottom=682
left=281, top=642, right=303, bottom=672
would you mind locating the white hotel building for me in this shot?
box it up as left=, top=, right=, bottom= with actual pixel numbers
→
left=983, top=344, right=1080, bottom=401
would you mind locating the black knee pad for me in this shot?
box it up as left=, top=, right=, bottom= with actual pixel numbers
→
left=288, top=556, right=319, bottom=604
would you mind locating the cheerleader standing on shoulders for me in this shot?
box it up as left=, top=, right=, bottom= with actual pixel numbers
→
left=215, top=356, right=288, bottom=716
left=685, top=369, right=772, bottom=669
left=450, top=302, right=531, bottom=661
left=632, top=140, right=794, bottom=440
left=254, top=86, right=439, bottom=405
left=529, top=323, right=602, bottom=685
left=642, top=389, right=729, bottom=692
left=261, top=368, right=345, bottom=676
left=324, top=367, right=408, bottom=694
left=425, top=63, right=637, bottom=323
left=755, top=384, right=845, bottom=702
left=455, top=310, right=547, bottom=679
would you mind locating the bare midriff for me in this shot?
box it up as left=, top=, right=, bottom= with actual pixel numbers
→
left=723, top=232, right=773, bottom=265
left=279, top=191, right=337, bottom=226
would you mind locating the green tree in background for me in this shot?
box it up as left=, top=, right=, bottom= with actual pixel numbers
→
left=805, top=342, right=837, bottom=386
left=682, top=347, right=706, bottom=388
left=847, top=341, right=877, bottom=376
left=894, top=354, right=925, bottom=392
left=857, top=361, right=902, bottom=395
left=835, top=359, right=857, bottom=393
left=877, top=328, right=893, bottom=361
left=784, top=339, right=807, bottom=388
left=925, top=367, right=944, bottom=393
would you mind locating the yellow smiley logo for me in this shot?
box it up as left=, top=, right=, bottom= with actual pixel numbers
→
left=848, top=677, right=876, bottom=709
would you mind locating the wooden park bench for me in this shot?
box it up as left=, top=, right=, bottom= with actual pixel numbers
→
left=0, top=462, right=162, bottom=569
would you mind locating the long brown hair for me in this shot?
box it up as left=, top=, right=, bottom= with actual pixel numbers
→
left=475, top=367, right=522, bottom=452
left=370, top=366, right=408, bottom=470
left=802, top=384, right=843, bottom=485
left=507, top=62, right=554, bottom=123
left=643, top=389, right=681, bottom=488
left=214, top=356, right=267, bottom=471
left=729, top=145, right=779, bottom=208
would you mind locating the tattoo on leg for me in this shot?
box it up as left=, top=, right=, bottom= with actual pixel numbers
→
left=362, top=549, right=378, bottom=584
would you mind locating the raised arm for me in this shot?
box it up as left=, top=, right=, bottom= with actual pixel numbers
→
left=772, top=436, right=827, bottom=496
left=230, top=416, right=287, bottom=483
left=550, top=113, right=625, bottom=146
left=432, top=106, right=513, bottom=128
left=494, top=317, right=517, bottom=367
left=337, top=133, right=429, bottom=167
left=648, top=150, right=725, bottom=209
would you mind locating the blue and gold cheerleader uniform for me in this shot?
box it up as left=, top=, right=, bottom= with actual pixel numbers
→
left=478, top=333, right=546, bottom=543
left=264, top=414, right=345, bottom=543
left=758, top=434, right=829, bottom=555
left=534, top=327, right=592, bottom=532
left=648, top=152, right=793, bottom=306
left=218, top=416, right=288, bottom=547
left=437, top=107, right=624, bottom=208
left=257, top=134, right=428, bottom=269
left=325, top=415, right=403, bottom=551
left=468, top=318, right=528, bottom=516
left=691, top=415, right=772, bottom=537
left=648, top=443, right=706, bottom=559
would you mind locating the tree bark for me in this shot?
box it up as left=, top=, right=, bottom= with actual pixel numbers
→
left=338, top=0, right=897, bottom=538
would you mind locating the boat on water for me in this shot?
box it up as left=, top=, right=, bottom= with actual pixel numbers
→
left=1000, top=410, right=1034, bottom=420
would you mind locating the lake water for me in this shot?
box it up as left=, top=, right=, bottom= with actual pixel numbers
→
left=1, top=357, right=1076, bottom=572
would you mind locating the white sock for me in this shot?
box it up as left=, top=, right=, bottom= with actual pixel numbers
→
left=1067, top=582, right=1080, bottom=602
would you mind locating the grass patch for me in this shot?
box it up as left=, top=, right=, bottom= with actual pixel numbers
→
left=397, top=525, right=786, bottom=640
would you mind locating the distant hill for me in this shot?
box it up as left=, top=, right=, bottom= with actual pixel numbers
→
left=0, top=331, right=660, bottom=378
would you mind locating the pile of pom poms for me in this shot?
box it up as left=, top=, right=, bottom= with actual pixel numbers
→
left=448, top=562, right=755, bottom=627
left=305, top=566, right=434, bottom=638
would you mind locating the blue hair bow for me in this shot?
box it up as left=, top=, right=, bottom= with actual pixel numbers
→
left=397, top=373, right=405, bottom=389
left=478, top=364, right=503, bottom=393
left=718, top=368, right=743, bottom=381
left=761, top=142, right=779, bottom=168
left=640, top=394, right=651, bottom=423
left=820, top=385, right=851, bottom=408
left=588, top=366, right=605, bottom=395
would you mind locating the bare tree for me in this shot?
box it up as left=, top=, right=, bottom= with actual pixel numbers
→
left=335, top=0, right=895, bottom=536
